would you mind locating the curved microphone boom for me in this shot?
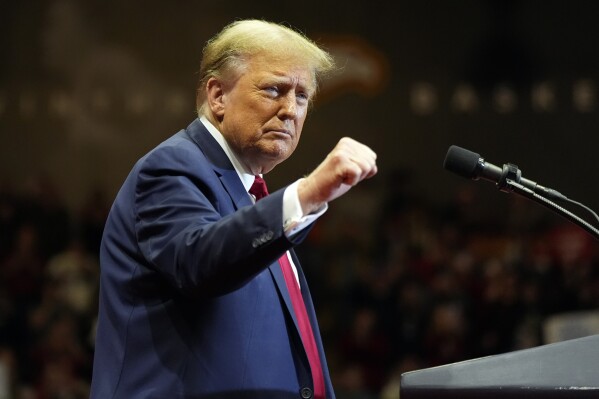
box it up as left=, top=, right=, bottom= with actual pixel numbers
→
left=443, top=145, right=567, bottom=201
left=443, top=145, right=599, bottom=240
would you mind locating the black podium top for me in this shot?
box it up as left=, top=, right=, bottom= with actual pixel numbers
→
left=400, top=334, right=599, bottom=398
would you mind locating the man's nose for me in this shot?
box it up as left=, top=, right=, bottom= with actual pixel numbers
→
left=278, top=93, right=298, bottom=119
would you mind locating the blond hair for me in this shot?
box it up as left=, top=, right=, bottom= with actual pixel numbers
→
left=196, top=19, right=335, bottom=116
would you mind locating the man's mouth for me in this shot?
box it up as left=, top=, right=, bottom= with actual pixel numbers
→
left=265, top=129, right=292, bottom=137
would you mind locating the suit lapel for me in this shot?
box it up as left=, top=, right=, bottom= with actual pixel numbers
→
left=292, top=250, right=326, bottom=351
left=217, top=168, right=253, bottom=209
left=184, top=118, right=252, bottom=210
left=269, top=260, right=299, bottom=333
left=289, top=251, right=332, bottom=388
left=271, top=251, right=328, bottom=381
left=270, top=249, right=320, bottom=352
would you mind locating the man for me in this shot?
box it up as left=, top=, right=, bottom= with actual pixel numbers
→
left=91, top=19, right=377, bottom=399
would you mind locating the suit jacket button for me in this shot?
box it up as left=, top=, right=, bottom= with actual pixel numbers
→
left=300, top=387, right=313, bottom=399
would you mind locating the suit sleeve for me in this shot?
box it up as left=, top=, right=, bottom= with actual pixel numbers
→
left=133, top=144, right=311, bottom=298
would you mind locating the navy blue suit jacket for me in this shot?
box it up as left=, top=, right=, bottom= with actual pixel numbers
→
left=90, top=119, right=334, bottom=399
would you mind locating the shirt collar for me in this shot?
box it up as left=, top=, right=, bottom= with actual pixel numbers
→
left=199, top=116, right=256, bottom=192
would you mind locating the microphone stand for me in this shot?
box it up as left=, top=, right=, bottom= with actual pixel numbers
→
left=503, top=179, right=599, bottom=241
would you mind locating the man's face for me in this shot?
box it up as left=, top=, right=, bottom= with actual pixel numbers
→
left=215, top=53, right=315, bottom=174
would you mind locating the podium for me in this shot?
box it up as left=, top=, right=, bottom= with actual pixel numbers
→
left=400, top=334, right=599, bottom=398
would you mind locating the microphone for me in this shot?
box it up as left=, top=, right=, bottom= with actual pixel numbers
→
left=443, top=145, right=567, bottom=200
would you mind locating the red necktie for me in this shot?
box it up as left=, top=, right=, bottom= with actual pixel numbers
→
left=249, top=176, right=326, bottom=398
left=249, top=175, right=269, bottom=200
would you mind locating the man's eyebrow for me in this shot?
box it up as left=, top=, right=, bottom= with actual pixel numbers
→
left=259, top=73, right=315, bottom=93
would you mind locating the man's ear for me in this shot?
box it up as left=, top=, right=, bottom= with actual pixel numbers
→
left=206, top=77, right=226, bottom=119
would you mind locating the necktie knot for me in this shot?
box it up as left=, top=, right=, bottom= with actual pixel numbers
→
left=249, top=176, right=269, bottom=201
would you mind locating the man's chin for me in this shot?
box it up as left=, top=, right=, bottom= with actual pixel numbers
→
left=250, top=147, right=294, bottom=173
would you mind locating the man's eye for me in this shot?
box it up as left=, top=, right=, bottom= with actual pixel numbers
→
left=297, top=92, right=309, bottom=102
left=265, top=86, right=279, bottom=95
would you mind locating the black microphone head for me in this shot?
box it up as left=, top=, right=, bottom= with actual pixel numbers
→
left=443, top=145, right=481, bottom=179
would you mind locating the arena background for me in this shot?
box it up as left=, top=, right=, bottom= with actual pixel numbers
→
left=3, top=0, right=599, bottom=211
left=1, top=1, right=599, bottom=397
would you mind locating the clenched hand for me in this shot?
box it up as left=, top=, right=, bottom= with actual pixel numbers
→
left=298, top=137, right=378, bottom=215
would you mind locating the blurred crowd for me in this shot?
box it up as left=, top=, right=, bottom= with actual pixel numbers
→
left=0, top=170, right=598, bottom=398
left=0, top=176, right=105, bottom=399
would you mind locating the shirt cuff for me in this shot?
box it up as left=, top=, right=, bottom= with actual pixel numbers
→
left=283, top=178, right=327, bottom=236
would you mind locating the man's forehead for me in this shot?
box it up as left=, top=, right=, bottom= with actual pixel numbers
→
left=248, top=55, right=316, bottom=86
